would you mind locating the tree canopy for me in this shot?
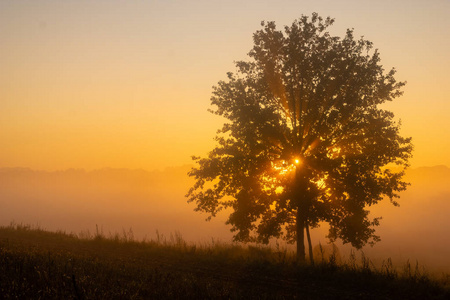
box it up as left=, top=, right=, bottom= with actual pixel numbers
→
left=187, top=13, right=412, bottom=262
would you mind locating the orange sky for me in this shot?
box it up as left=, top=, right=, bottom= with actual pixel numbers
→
left=1, top=0, right=449, bottom=171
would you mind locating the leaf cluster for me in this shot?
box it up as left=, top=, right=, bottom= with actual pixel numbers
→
left=187, top=13, right=412, bottom=248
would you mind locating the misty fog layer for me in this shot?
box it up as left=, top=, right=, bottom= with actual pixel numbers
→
left=0, top=165, right=449, bottom=271
left=0, top=166, right=232, bottom=243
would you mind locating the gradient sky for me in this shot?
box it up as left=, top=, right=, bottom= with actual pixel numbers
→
left=1, top=0, right=449, bottom=171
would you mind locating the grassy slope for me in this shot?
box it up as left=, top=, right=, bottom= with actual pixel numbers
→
left=0, top=225, right=448, bottom=299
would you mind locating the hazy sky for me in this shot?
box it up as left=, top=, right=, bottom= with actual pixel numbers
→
left=1, top=0, right=449, bottom=171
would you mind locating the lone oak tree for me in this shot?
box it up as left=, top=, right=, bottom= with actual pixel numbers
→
left=187, top=13, right=412, bottom=263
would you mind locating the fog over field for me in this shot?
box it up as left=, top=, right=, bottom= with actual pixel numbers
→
left=1, top=165, right=449, bottom=272
left=0, top=166, right=231, bottom=243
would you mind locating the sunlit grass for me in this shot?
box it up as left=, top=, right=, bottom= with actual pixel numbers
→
left=0, top=223, right=448, bottom=299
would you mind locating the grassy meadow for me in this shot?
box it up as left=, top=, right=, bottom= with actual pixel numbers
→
left=0, top=224, right=448, bottom=299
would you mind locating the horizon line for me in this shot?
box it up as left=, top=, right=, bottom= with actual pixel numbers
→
left=0, top=164, right=448, bottom=173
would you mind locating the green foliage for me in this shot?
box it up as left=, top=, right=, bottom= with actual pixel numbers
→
left=187, top=13, right=412, bottom=253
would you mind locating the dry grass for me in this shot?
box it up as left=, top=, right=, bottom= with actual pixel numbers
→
left=0, top=223, right=448, bottom=299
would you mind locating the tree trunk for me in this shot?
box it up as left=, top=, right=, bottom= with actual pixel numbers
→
left=306, top=220, right=314, bottom=265
left=296, top=209, right=306, bottom=263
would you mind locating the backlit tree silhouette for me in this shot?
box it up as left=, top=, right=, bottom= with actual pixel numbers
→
left=187, top=13, right=412, bottom=262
